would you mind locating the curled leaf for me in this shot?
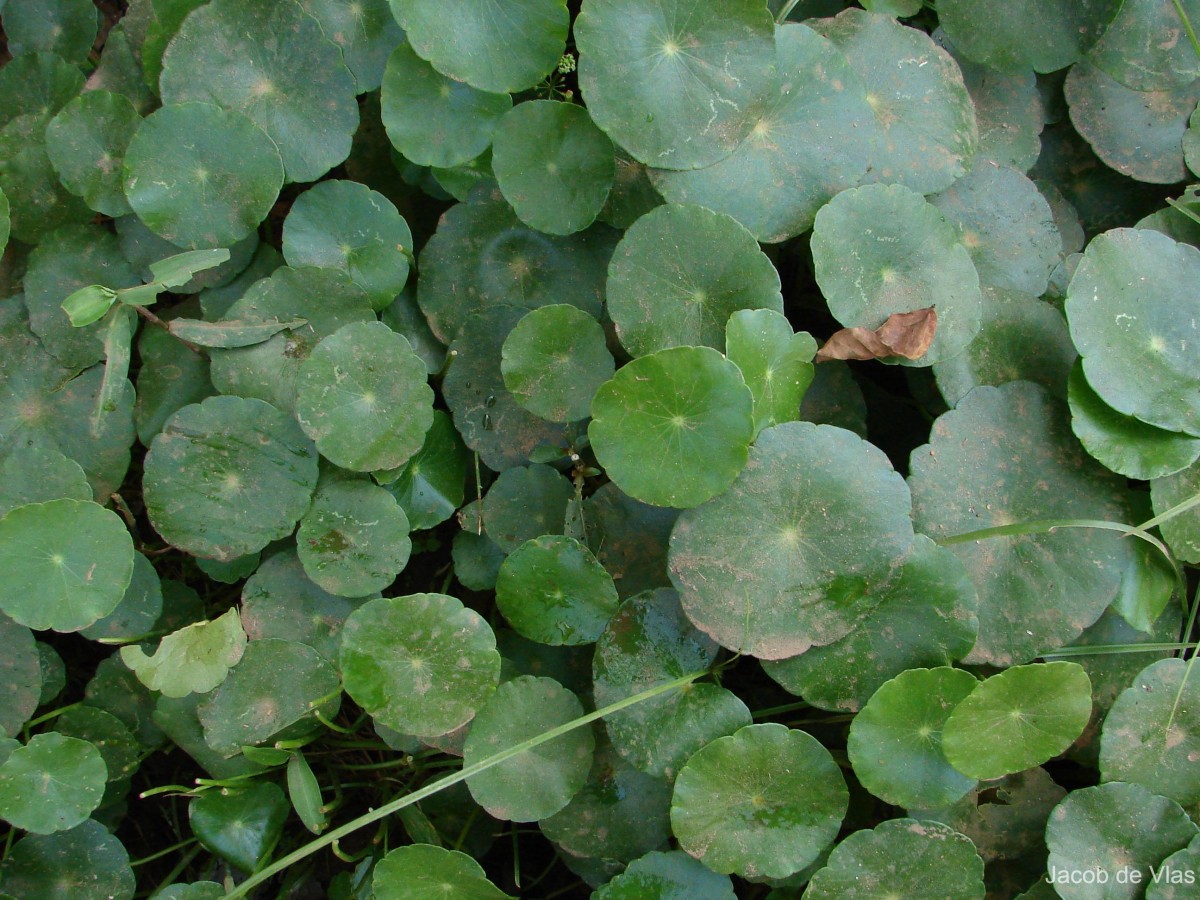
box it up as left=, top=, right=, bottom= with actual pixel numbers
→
left=816, top=307, right=938, bottom=363
left=167, top=318, right=307, bottom=349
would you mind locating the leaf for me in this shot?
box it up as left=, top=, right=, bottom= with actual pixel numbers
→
left=119, top=607, right=247, bottom=699
left=294, top=320, right=434, bottom=472
left=463, top=675, right=593, bottom=822
left=390, top=0, right=569, bottom=93
left=0, top=185, right=8, bottom=253
left=81, top=549, right=163, bottom=642
left=296, top=477, right=412, bottom=598
left=594, top=850, right=736, bottom=900
left=298, top=0, right=404, bottom=92
left=1151, top=457, right=1200, bottom=563
left=495, top=535, right=618, bottom=646
left=0, top=615, right=40, bottom=739
left=118, top=213, right=259, bottom=296
left=909, top=382, right=1131, bottom=665
left=189, top=782, right=290, bottom=873
left=649, top=20, right=878, bottom=243
left=0, top=820, right=134, bottom=900
left=936, top=0, right=1120, bottom=73
left=1100, top=658, right=1200, bottom=806
left=159, top=0, right=359, bottom=183
left=1044, top=782, right=1198, bottom=899
left=197, top=639, right=340, bottom=756
left=574, top=0, right=776, bottom=169
left=589, top=346, right=754, bottom=509
left=93, top=304, right=136, bottom=436
left=670, top=723, right=848, bottom=879
left=816, top=307, right=939, bottom=363
left=763, top=535, right=978, bottom=713
left=61, top=284, right=118, bottom=328
left=812, top=183, right=982, bottom=367
left=805, top=818, right=985, bottom=900
left=142, top=396, right=320, bottom=561
left=373, top=844, right=512, bottom=900
left=0, top=499, right=134, bottom=633
left=606, top=204, right=783, bottom=358
left=0, top=733, right=107, bottom=834
left=44, top=90, right=140, bottom=217
left=1066, top=228, right=1200, bottom=436
left=492, top=100, right=615, bottom=236
left=167, top=317, right=307, bottom=349
left=848, top=667, right=978, bottom=810
left=286, top=752, right=326, bottom=835
left=122, top=102, right=283, bottom=250
left=282, top=180, right=413, bottom=310
left=378, top=410, right=467, bottom=530
left=0, top=445, right=90, bottom=519
left=2, top=0, right=98, bottom=62
left=942, top=662, right=1093, bottom=781
left=585, top=483, right=680, bottom=600
left=381, top=40, right=512, bottom=169
left=149, top=249, right=233, bottom=289
left=1086, top=0, right=1200, bottom=92
left=340, top=594, right=500, bottom=737
left=593, top=589, right=752, bottom=779
left=724, top=309, right=816, bottom=436
left=669, top=421, right=915, bottom=659
left=813, top=10, right=978, bottom=194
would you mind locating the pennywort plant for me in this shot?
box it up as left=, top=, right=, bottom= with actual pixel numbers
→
left=2, top=0, right=1200, bottom=896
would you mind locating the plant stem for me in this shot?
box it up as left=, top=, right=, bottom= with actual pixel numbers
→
left=1172, top=0, right=1200, bottom=61
left=132, top=304, right=203, bottom=354
left=222, top=670, right=705, bottom=899
left=775, top=0, right=801, bottom=24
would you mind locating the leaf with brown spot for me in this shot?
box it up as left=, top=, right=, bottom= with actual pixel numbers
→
left=816, top=307, right=937, bottom=363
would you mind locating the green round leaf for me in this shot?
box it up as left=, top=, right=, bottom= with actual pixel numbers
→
left=189, top=781, right=290, bottom=873
left=909, top=382, right=1131, bottom=665
left=142, top=396, right=319, bottom=562
left=209, top=266, right=375, bottom=416
left=390, top=0, right=568, bottom=93
left=589, top=346, right=754, bottom=508
left=282, top=180, right=412, bottom=310
left=0, top=820, right=134, bottom=900
left=341, top=594, right=500, bottom=737
left=452, top=530, right=507, bottom=592
left=44, top=90, right=139, bottom=217
left=374, top=844, right=511, bottom=900
left=298, top=0, right=404, bottom=92
left=379, top=289, right=447, bottom=376
left=813, top=10, right=978, bottom=195
left=297, top=477, right=412, bottom=597
left=539, top=736, right=672, bottom=862
left=0, top=444, right=90, bottom=519
left=575, top=0, right=776, bottom=170
left=669, top=421, right=915, bottom=659
left=0, top=499, right=134, bottom=633
left=594, top=850, right=736, bottom=900
left=0, top=615, right=39, bottom=738
left=932, top=286, right=1077, bottom=407
left=1086, top=0, right=1200, bottom=92
left=417, top=190, right=616, bottom=344
left=0, top=733, right=106, bottom=833
left=496, top=535, right=618, bottom=646
left=123, top=102, right=282, bottom=250
left=120, top=607, right=247, bottom=700
left=763, top=535, right=978, bottom=713
left=85, top=654, right=164, bottom=749
left=936, top=0, right=1119, bottom=73
left=492, top=100, right=614, bottom=236
left=806, top=818, right=985, bottom=900
left=443, top=306, right=578, bottom=471
left=0, top=52, right=84, bottom=127
left=1066, top=60, right=1200, bottom=184
left=593, top=589, right=751, bottom=779
left=930, top=165, right=1060, bottom=296
left=725, top=309, right=817, bottom=437
left=197, top=639, right=340, bottom=755
left=0, top=127, right=91, bottom=244
left=599, top=150, right=663, bottom=230
left=848, top=667, right=978, bottom=809
left=380, top=41, right=512, bottom=169
left=1065, top=228, right=1200, bottom=436
left=585, top=483, right=679, bottom=600
left=463, top=675, right=593, bottom=822
left=671, top=723, right=848, bottom=879
left=1045, top=782, right=1198, bottom=899
left=241, top=549, right=375, bottom=662
left=942, top=662, right=1092, bottom=781
left=116, top=213, right=259, bottom=295
left=134, top=322, right=214, bottom=446
left=1101, top=657, right=1200, bottom=806
left=607, top=204, right=782, bottom=358
left=380, top=410, right=467, bottom=530
left=2, top=0, right=97, bottom=63
left=1147, top=834, right=1200, bottom=900
left=294, top=321, right=434, bottom=472
left=650, top=23, right=876, bottom=243
left=1069, top=362, right=1200, bottom=480
left=55, top=706, right=140, bottom=785
left=80, top=550, right=163, bottom=642
left=500, top=305, right=614, bottom=423
left=1151, top=458, right=1200, bottom=563
left=811, top=183, right=982, bottom=367
left=159, top=0, right=359, bottom=183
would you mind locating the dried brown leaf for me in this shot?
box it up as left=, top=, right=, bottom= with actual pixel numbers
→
left=816, top=307, right=937, bottom=363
